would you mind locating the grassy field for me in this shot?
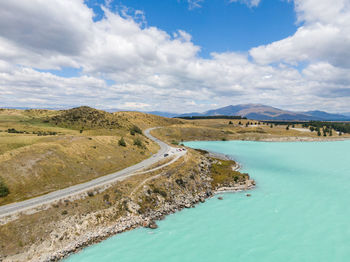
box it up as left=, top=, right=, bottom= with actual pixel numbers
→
left=152, top=118, right=350, bottom=143
left=0, top=107, right=181, bottom=205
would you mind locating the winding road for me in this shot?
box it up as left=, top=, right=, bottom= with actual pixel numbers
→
left=0, top=127, right=185, bottom=218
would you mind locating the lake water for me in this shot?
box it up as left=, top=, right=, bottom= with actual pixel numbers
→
left=66, top=140, right=350, bottom=262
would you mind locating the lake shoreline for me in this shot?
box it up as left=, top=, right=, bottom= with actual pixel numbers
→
left=182, top=136, right=350, bottom=143
left=43, top=184, right=254, bottom=262
left=27, top=154, right=254, bottom=262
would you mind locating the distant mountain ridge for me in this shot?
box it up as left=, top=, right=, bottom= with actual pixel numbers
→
left=176, top=104, right=350, bottom=121
left=4, top=105, right=350, bottom=121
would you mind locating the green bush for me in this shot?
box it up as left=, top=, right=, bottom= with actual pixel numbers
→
left=118, top=137, right=126, bottom=147
left=171, top=140, right=179, bottom=145
left=0, top=177, right=9, bottom=197
left=133, top=138, right=144, bottom=148
left=130, top=125, right=142, bottom=135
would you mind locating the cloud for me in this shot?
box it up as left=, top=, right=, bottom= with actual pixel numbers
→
left=229, top=0, right=261, bottom=8
left=0, top=0, right=350, bottom=113
left=187, top=0, right=204, bottom=9
left=120, top=102, right=151, bottom=109
left=250, top=0, right=350, bottom=68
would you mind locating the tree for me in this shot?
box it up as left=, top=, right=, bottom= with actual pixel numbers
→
left=238, top=121, right=242, bottom=125
left=286, top=125, right=289, bottom=130
left=118, top=137, right=126, bottom=147
left=329, top=129, right=333, bottom=136
left=292, top=124, right=295, bottom=128
left=270, top=124, right=273, bottom=128
left=228, top=121, right=233, bottom=125
left=317, top=130, right=321, bottom=136
left=310, top=126, right=315, bottom=132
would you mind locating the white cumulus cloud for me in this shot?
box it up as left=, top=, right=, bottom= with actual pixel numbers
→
left=0, top=0, right=349, bottom=113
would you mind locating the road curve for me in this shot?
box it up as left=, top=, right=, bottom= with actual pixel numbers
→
left=0, top=127, right=176, bottom=218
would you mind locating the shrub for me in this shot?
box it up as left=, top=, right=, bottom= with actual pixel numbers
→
left=118, top=137, right=126, bottom=147
left=103, top=194, right=110, bottom=201
left=171, top=140, right=179, bottom=145
left=133, top=138, right=144, bottom=148
left=0, top=177, right=9, bottom=197
left=130, top=125, right=142, bottom=135
left=228, top=121, right=233, bottom=125
left=130, top=130, right=135, bottom=136
left=153, top=188, right=167, bottom=197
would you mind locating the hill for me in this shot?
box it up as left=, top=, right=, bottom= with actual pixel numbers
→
left=0, top=107, right=181, bottom=205
left=178, top=104, right=350, bottom=121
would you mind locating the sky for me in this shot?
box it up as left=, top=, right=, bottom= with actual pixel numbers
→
left=0, top=0, right=349, bottom=113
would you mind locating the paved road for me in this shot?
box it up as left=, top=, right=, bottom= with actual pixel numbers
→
left=0, top=127, right=184, bottom=218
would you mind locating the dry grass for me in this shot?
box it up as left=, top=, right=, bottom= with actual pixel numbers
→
left=209, top=158, right=248, bottom=188
left=0, top=133, right=158, bottom=205
left=113, top=111, right=183, bottom=129
left=0, top=108, right=181, bottom=205
left=152, top=118, right=350, bottom=143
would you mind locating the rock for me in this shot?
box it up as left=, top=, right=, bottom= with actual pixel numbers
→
left=126, top=201, right=140, bottom=214
left=218, top=197, right=223, bottom=200
left=148, top=221, right=158, bottom=229
left=184, top=203, right=191, bottom=208
left=246, top=193, right=251, bottom=197
left=199, top=197, right=205, bottom=203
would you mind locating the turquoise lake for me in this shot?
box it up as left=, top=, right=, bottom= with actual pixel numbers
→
left=66, top=140, right=350, bottom=262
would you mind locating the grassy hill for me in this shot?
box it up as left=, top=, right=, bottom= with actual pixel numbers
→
left=152, top=118, right=350, bottom=143
left=0, top=107, right=181, bottom=205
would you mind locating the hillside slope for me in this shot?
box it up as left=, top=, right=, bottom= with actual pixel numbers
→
left=0, top=107, right=179, bottom=205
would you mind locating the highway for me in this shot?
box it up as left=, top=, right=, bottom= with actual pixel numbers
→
left=0, top=127, right=184, bottom=218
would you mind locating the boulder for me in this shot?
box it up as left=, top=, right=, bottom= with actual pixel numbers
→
left=148, top=221, right=158, bottom=229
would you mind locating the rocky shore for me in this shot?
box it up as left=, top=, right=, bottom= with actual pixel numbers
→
left=256, top=136, right=350, bottom=142
left=2, top=153, right=254, bottom=262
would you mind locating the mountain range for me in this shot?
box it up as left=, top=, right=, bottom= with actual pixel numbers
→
left=149, top=104, right=350, bottom=121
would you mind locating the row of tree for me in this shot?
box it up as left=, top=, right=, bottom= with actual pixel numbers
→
left=302, top=121, right=350, bottom=135
left=7, top=128, right=57, bottom=136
